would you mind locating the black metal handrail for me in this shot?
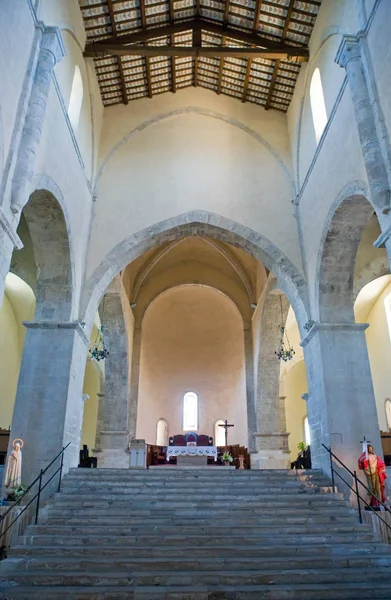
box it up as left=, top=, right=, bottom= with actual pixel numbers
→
left=0, top=442, right=71, bottom=545
left=322, top=443, right=391, bottom=533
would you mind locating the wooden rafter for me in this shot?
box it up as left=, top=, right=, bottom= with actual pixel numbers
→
left=193, top=23, right=201, bottom=86
left=84, top=19, right=306, bottom=55
left=169, top=0, right=176, bottom=93
left=217, top=0, right=230, bottom=95
left=87, top=45, right=308, bottom=59
left=265, top=0, right=295, bottom=110
left=139, top=0, right=152, bottom=98
left=107, top=0, right=128, bottom=104
left=242, top=0, right=263, bottom=103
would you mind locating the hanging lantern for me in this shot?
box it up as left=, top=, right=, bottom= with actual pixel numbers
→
left=275, top=296, right=295, bottom=362
left=89, top=326, right=109, bottom=362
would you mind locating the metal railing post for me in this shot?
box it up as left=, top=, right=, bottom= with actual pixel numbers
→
left=58, top=447, right=65, bottom=493
left=329, top=446, right=335, bottom=493
left=34, top=469, right=43, bottom=525
left=354, top=470, right=362, bottom=523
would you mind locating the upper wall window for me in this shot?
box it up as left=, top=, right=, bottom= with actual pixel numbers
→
left=384, top=293, right=391, bottom=341
left=385, top=399, right=391, bottom=431
left=68, top=66, right=83, bottom=130
left=310, top=68, right=327, bottom=144
left=183, top=392, right=198, bottom=431
left=215, top=420, right=226, bottom=446
left=304, top=416, right=311, bottom=446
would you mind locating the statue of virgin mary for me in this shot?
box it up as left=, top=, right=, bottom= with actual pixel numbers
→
left=4, top=439, right=23, bottom=489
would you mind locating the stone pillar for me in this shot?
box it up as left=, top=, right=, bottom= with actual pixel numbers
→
left=0, top=209, right=23, bottom=304
left=99, top=292, right=130, bottom=468
left=253, top=294, right=290, bottom=469
left=301, top=322, right=381, bottom=474
left=10, top=321, right=89, bottom=485
left=336, top=37, right=390, bottom=214
left=243, top=324, right=256, bottom=453
left=129, top=321, right=142, bottom=440
left=11, top=27, right=65, bottom=214
left=93, top=392, right=105, bottom=452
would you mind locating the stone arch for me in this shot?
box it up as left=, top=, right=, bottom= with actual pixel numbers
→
left=81, top=212, right=309, bottom=337
left=316, top=183, right=378, bottom=322
left=22, top=187, right=73, bottom=321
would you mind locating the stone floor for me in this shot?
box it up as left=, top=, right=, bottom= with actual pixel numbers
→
left=1, top=468, right=391, bottom=598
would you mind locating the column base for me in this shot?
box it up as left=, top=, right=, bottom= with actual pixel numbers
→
left=252, top=432, right=291, bottom=469
left=98, top=431, right=129, bottom=469
left=250, top=450, right=291, bottom=470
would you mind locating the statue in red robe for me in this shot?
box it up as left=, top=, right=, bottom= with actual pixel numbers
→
left=358, top=444, right=387, bottom=507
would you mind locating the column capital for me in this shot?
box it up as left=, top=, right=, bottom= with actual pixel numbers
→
left=22, top=320, right=90, bottom=347
left=0, top=207, right=23, bottom=249
left=335, top=35, right=361, bottom=68
left=300, top=321, right=369, bottom=347
left=41, top=25, right=66, bottom=65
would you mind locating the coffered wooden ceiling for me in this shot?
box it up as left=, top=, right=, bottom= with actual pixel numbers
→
left=79, top=0, right=321, bottom=111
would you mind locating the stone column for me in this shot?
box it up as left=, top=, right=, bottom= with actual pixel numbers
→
left=336, top=37, right=390, bottom=214
left=301, top=322, right=381, bottom=475
left=243, top=324, right=256, bottom=453
left=253, top=294, right=290, bottom=469
left=99, top=292, right=130, bottom=468
left=11, top=27, right=65, bottom=214
left=0, top=209, right=23, bottom=304
left=128, top=321, right=142, bottom=440
left=10, top=321, right=89, bottom=486
left=93, top=392, right=105, bottom=452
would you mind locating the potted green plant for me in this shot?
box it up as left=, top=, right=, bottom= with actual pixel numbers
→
left=222, top=452, right=233, bottom=466
left=297, top=441, right=307, bottom=454
left=5, top=484, right=29, bottom=504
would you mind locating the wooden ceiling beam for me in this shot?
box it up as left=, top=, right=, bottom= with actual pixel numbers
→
left=85, top=45, right=307, bottom=59
left=193, top=23, right=201, bottom=86
left=217, top=0, right=231, bottom=95
left=169, top=0, right=176, bottom=93
left=242, top=0, right=264, bottom=102
left=139, top=0, right=152, bottom=98
left=107, top=0, right=128, bottom=104
left=84, top=18, right=305, bottom=53
left=265, top=0, right=295, bottom=110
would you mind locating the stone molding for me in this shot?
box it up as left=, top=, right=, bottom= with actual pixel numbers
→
left=335, top=35, right=361, bottom=68
left=22, top=320, right=90, bottom=347
left=300, top=321, right=369, bottom=348
left=254, top=432, right=290, bottom=439
left=40, top=25, right=66, bottom=64
left=0, top=207, right=23, bottom=249
left=374, top=222, right=391, bottom=248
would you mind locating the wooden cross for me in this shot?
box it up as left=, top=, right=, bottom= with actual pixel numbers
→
left=219, top=419, right=234, bottom=447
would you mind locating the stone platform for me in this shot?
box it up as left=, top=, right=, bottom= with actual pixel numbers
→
left=2, top=469, right=391, bottom=598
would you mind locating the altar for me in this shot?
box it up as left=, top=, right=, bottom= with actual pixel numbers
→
left=166, top=445, right=218, bottom=464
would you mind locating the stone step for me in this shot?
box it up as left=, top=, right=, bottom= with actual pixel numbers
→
left=49, top=496, right=347, bottom=507
left=45, top=504, right=353, bottom=518
left=9, top=542, right=390, bottom=559
left=26, top=522, right=368, bottom=538
left=2, top=566, right=391, bottom=587
left=59, top=486, right=334, bottom=495
left=66, top=468, right=324, bottom=476
left=4, top=554, right=391, bottom=573
left=43, top=514, right=358, bottom=527
left=2, top=582, right=391, bottom=600
left=20, top=531, right=378, bottom=547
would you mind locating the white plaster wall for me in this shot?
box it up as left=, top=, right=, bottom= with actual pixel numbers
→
left=284, top=360, right=308, bottom=462
left=136, top=285, right=247, bottom=446
left=89, top=88, right=302, bottom=281
left=0, top=0, right=35, bottom=173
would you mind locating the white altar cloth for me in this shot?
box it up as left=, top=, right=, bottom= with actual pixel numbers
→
left=166, top=446, right=218, bottom=461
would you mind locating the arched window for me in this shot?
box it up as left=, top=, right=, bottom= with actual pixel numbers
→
left=68, top=65, right=83, bottom=130
left=183, top=392, right=198, bottom=431
left=215, top=420, right=226, bottom=446
left=156, top=418, right=168, bottom=446
left=385, top=399, right=391, bottom=431
left=310, top=68, right=327, bottom=144
left=384, top=293, right=391, bottom=341
left=303, top=416, right=311, bottom=446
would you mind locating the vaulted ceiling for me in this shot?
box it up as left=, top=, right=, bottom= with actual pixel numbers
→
left=79, top=0, right=322, bottom=111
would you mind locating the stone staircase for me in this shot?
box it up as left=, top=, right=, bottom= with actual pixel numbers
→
left=1, top=467, right=391, bottom=599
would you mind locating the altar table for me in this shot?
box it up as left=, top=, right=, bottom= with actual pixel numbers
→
left=166, top=446, right=218, bottom=461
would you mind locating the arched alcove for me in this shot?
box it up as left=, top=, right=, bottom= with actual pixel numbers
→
left=136, top=285, right=247, bottom=446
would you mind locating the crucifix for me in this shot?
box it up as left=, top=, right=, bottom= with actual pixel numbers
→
left=219, top=419, right=234, bottom=447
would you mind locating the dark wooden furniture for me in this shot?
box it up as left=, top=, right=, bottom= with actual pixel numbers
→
left=380, top=431, right=391, bottom=465
left=168, top=432, right=213, bottom=446
left=78, top=445, right=98, bottom=468
left=0, top=429, right=10, bottom=466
